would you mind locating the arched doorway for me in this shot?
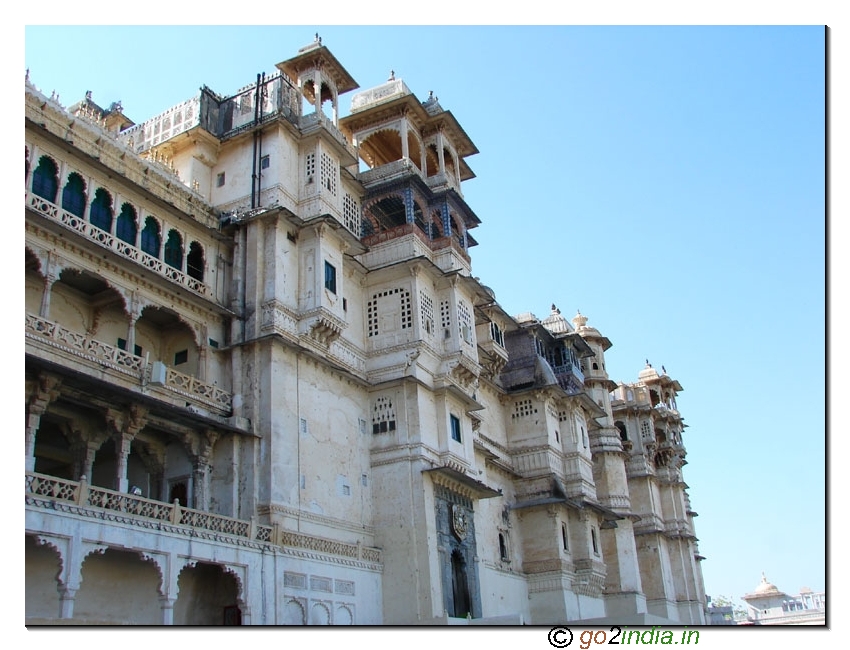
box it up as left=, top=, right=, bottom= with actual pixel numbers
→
left=450, top=548, right=471, bottom=618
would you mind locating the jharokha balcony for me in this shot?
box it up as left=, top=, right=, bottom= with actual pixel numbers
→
left=26, top=312, right=232, bottom=415
left=359, top=222, right=471, bottom=273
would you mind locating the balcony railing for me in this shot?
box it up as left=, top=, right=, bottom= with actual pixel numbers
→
left=26, top=313, right=144, bottom=377
left=26, top=313, right=233, bottom=414
left=300, top=112, right=357, bottom=159
left=26, top=191, right=209, bottom=297
left=358, top=158, right=425, bottom=187
left=149, top=361, right=232, bottom=411
left=26, top=472, right=382, bottom=564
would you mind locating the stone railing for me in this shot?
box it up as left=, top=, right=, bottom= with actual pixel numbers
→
left=424, top=171, right=460, bottom=195
left=26, top=314, right=233, bottom=414
left=300, top=112, right=356, bottom=158
left=358, top=158, right=424, bottom=186
left=26, top=191, right=209, bottom=297
left=26, top=472, right=382, bottom=565
left=26, top=313, right=145, bottom=377
left=118, top=96, right=201, bottom=152
left=148, top=361, right=232, bottom=412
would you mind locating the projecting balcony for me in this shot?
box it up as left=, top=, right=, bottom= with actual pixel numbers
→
left=550, top=362, right=585, bottom=396
left=359, top=222, right=471, bottom=274
left=478, top=338, right=509, bottom=375
left=26, top=191, right=210, bottom=298
left=358, top=158, right=425, bottom=188
left=424, top=170, right=460, bottom=195
left=26, top=313, right=233, bottom=415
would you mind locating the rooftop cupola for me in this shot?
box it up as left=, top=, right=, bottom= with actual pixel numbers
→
left=276, top=34, right=359, bottom=127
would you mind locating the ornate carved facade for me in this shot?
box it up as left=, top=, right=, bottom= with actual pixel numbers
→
left=24, top=36, right=706, bottom=625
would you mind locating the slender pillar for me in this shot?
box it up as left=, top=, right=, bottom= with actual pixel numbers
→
left=39, top=253, right=60, bottom=319
left=127, top=291, right=141, bottom=354
left=105, top=404, right=148, bottom=492
left=115, top=433, right=132, bottom=493
left=192, top=457, right=210, bottom=511
left=58, top=586, right=77, bottom=619
left=25, top=374, right=61, bottom=472
left=401, top=119, right=409, bottom=160
left=160, top=597, right=176, bottom=625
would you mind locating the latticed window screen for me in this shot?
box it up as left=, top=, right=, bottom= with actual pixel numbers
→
left=420, top=291, right=434, bottom=336
left=367, top=288, right=411, bottom=337
left=343, top=193, right=360, bottom=234
left=321, top=152, right=337, bottom=196
left=440, top=300, right=451, bottom=329
left=458, top=300, right=473, bottom=344
left=372, top=396, right=396, bottom=434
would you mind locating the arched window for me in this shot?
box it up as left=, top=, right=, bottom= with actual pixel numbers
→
left=615, top=421, right=628, bottom=442
left=140, top=217, right=161, bottom=258
left=561, top=522, right=570, bottom=551
left=116, top=203, right=137, bottom=245
left=32, top=156, right=59, bottom=202
left=164, top=229, right=183, bottom=270
left=412, top=201, right=428, bottom=238
left=449, top=215, right=464, bottom=248
left=89, top=188, right=113, bottom=232
left=430, top=210, right=445, bottom=239
left=591, top=528, right=599, bottom=555
left=61, top=173, right=87, bottom=217
left=367, top=196, right=407, bottom=232
left=187, top=241, right=205, bottom=281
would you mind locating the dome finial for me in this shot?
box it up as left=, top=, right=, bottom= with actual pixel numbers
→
left=572, top=310, right=588, bottom=329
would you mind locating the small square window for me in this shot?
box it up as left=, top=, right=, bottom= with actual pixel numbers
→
left=450, top=414, right=462, bottom=443
left=260, top=155, right=270, bottom=169
left=216, top=172, right=226, bottom=187
left=208, top=338, right=219, bottom=349
left=324, top=261, right=337, bottom=294
left=174, top=350, right=188, bottom=365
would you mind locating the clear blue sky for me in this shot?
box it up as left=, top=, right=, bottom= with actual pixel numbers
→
left=19, top=15, right=834, bottom=638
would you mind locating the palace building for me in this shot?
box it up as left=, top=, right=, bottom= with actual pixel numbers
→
left=24, top=36, right=707, bottom=625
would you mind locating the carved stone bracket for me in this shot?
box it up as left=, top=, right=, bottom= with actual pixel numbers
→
left=299, top=307, right=347, bottom=346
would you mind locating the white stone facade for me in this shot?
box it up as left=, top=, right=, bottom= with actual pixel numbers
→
left=24, top=38, right=706, bottom=626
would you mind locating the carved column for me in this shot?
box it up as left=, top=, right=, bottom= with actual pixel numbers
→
left=105, top=404, right=148, bottom=492
left=40, top=273, right=57, bottom=320
left=198, top=324, right=208, bottom=382
left=400, top=117, right=409, bottom=160
left=25, top=373, right=61, bottom=472
left=312, top=70, right=323, bottom=115
left=436, top=128, right=446, bottom=175
left=71, top=434, right=103, bottom=483
left=58, top=586, right=77, bottom=619
left=127, top=292, right=142, bottom=355
left=56, top=534, right=90, bottom=621
left=189, top=429, right=219, bottom=511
